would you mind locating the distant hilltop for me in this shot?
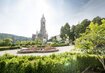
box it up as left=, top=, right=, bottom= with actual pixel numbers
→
left=0, top=33, right=31, bottom=41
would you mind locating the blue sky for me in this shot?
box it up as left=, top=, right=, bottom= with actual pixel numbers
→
left=0, top=0, right=105, bottom=38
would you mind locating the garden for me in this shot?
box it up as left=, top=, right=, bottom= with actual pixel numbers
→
left=0, top=17, right=105, bottom=73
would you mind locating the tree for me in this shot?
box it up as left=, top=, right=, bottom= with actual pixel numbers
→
left=0, top=40, right=4, bottom=46
left=64, top=23, right=71, bottom=41
left=60, top=23, right=70, bottom=42
left=60, top=26, right=66, bottom=40
left=70, top=25, right=76, bottom=44
left=92, top=16, right=102, bottom=25
left=3, top=38, right=13, bottom=46
left=75, top=19, right=105, bottom=70
left=34, top=38, right=42, bottom=46
left=74, top=19, right=90, bottom=38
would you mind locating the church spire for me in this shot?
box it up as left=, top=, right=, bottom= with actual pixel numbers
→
left=39, top=14, right=48, bottom=41
left=42, top=14, right=44, bottom=18
left=32, top=14, right=48, bottom=41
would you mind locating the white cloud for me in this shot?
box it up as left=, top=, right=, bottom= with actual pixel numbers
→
left=0, top=0, right=56, bottom=38
left=0, top=0, right=105, bottom=38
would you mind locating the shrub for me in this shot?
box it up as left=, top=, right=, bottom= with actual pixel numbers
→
left=0, top=61, right=6, bottom=73
left=51, top=42, right=69, bottom=47
left=0, top=53, right=103, bottom=73
left=0, top=46, right=20, bottom=51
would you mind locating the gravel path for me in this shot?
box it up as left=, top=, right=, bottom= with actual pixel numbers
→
left=0, top=46, right=74, bottom=56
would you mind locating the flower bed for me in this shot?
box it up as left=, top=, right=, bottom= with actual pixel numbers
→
left=18, top=47, right=59, bottom=53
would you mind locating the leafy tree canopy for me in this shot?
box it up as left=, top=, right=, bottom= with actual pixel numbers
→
left=75, top=19, right=105, bottom=50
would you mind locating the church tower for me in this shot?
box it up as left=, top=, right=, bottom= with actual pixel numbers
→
left=39, top=14, right=48, bottom=41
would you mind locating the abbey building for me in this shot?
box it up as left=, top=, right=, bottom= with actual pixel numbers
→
left=32, top=15, right=48, bottom=41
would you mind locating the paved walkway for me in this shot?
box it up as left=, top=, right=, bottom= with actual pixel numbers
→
left=0, top=46, right=74, bottom=56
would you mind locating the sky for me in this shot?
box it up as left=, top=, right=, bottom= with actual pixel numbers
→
left=0, top=0, right=105, bottom=38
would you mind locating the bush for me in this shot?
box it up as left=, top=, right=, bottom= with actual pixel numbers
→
left=0, top=61, right=6, bottom=73
left=0, top=53, right=103, bottom=73
left=0, top=46, right=20, bottom=51
left=51, top=42, right=69, bottom=47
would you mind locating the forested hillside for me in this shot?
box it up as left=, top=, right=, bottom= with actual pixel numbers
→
left=0, top=33, right=31, bottom=41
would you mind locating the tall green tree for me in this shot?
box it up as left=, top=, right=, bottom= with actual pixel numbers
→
left=60, top=23, right=70, bottom=42
left=75, top=19, right=105, bottom=70
left=70, top=25, right=76, bottom=44
left=92, top=16, right=102, bottom=25
left=74, top=19, right=90, bottom=38
left=75, top=20, right=105, bottom=49
left=60, top=26, right=65, bottom=40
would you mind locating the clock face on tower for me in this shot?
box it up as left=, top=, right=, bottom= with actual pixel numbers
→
left=41, top=14, right=46, bottom=22
left=42, top=18, right=45, bottom=22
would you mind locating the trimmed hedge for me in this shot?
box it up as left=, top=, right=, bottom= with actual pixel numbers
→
left=0, top=46, right=21, bottom=51
left=51, top=43, right=69, bottom=47
left=0, top=53, right=104, bottom=73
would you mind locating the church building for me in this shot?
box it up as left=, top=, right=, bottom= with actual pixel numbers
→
left=32, top=14, right=48, bottom=41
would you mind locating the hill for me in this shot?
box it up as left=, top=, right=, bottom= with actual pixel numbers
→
left=0, top=33, right=31, bottom=41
